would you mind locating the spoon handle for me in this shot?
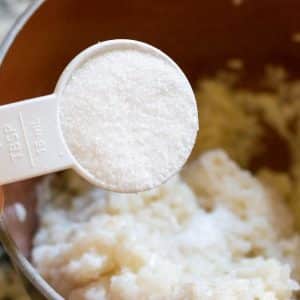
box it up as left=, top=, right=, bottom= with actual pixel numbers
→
left=0, top=94, right=72, bottom=185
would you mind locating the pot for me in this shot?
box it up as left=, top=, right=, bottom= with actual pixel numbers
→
left=1, top=0, right=300, bottom=298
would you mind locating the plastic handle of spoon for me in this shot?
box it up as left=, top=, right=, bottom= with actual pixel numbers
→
left=0, top=94, right=73, bottom=185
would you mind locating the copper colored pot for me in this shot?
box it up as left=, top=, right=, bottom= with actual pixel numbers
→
left=1, top=0, right=300, bottom=298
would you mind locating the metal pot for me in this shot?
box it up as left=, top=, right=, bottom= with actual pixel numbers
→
left=1, top=0, right=300, bottom=299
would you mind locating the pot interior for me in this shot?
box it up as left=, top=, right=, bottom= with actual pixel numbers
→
left=1, top=0, right=300, bottom=258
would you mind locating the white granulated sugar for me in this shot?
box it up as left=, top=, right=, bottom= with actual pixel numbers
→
left=60, top=45, right=198, bottom=192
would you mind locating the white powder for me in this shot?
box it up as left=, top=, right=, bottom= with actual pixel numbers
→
left=59, top=43, right=198, bottom=192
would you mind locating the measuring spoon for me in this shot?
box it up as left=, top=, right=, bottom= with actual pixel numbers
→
left=0, top=39, right=198, bottom=193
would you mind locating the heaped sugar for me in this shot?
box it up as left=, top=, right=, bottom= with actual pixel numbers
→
left=59, top=43, right=198, bottom=192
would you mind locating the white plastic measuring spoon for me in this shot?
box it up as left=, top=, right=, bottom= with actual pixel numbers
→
left=0, top=39, right=198, bottom=193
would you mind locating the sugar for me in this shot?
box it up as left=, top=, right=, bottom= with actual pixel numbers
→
left=59, top=44, right=198, bottom=192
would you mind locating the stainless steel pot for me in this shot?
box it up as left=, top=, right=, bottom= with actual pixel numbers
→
left=1, top=0, right=300, bottom=299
